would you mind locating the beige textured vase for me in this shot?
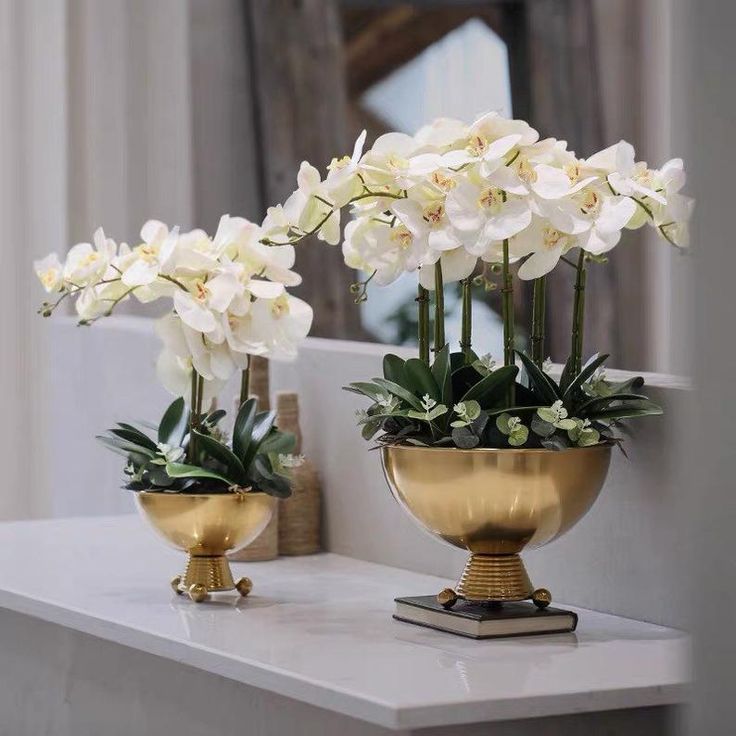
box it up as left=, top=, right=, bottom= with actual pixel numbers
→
left=230, top=356, right=280, bottom=562
left=276, top=392, right=321, bottom=555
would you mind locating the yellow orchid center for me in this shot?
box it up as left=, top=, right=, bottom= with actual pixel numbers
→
left=386, top=154, right=408, bottom=173
left=580, top=190, right=601, bottom=215
left=542, top=227, right=571, bottom=251
left=467, top=134, right=488, bottom=157
left=430, top=171, right=456, bottom=192
left=390, top=226, right=413, bottom=250
left=328, top=155, right=351, bottom=172
left=134, top=244, right=158, bottom=263
left=423, top=202, right=445, bottom=227
left=271, top=294, right=290, bottom=318
left=564, top=162, right=581, bottom=184
left=478, top=187, right=503, bottom=210
left=515, top=156, right=537, bottom=184
left=194, top=280, right=209, bottom=302
left=40, top=268, right=59, bottom=289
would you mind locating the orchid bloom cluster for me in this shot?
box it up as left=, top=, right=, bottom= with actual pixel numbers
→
left=34, top=215, right=313, bottom=396
left=261, top=112, right=692, bottom=287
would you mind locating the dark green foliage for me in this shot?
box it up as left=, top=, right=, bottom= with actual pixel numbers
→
left=97, top=397, right=295, bottom=497
left=345, top=348, right=662, bottom=451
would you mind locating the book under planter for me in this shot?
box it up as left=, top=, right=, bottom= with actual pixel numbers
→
left=381, top=444, right=611, bottom=636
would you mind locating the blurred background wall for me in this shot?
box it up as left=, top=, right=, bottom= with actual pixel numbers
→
left=0, top=0, right=689, bottom=512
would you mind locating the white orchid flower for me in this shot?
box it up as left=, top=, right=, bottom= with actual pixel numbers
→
left=511, top=216, right=578, bottom=280
left=280, top=162, right=341, bottom=245
left=391, top=197, right=463, bottom=258
left=63, top=227, right=117, bottom=287
left=156, top=347, right=225, bottom=403
left=584, top=141, right=666, bottom=205
left=445, top=178, right=532, bottom=255
left=227, top=293, right=313, bottom=363
left=324, top=130, right=367, bottom=207
left=120, top=220, right=179, bottom=287
left=34, top=253, right=64, bottom=293
left=418, top=247, right=477, bottom=290
left=414, top=117, right=469, bottom=151
left=359, top=131, right=421, bottom=189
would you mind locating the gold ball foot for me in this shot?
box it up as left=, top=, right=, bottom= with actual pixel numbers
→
left=171, top=576, right=183, bottom=595
left=531, top=588, right=552, bottom=609
left=188, top=583, right=208, bottom=603
left=437, top=588, right=459, bottom=609
left=235, top=577, right=253, bottom=597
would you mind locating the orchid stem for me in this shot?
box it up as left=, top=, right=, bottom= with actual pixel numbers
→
left=501, top=237, right=515, bottom=405
left=433, top=262, right=445, bottom=354
left=240, top=362, right=251, bottom=407
left=531, top=276, right=546, bottom=368
left=571, top=250, right=587, bottom=375
left=460, top=278, right=472, bottom=361
left=188, top=368, right=202, bottom=463
left=417, top=284, right=430, bottom=364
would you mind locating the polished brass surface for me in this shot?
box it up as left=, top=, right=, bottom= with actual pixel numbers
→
left=457, top=553, right=533, bottom=601
left=532, top=587, right=553, bottom=609
left=235, top=577, right=253, bottom=597
left=437, top=588, right=459, bottom=608
left=381, top=445, right=611, bottom=603
left=135, top=492, right=274, bottom=601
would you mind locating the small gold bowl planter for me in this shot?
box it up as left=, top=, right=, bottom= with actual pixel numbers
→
left=381, top=444, right=611, bottom=609
left=134, top=491, right=274, bottom=603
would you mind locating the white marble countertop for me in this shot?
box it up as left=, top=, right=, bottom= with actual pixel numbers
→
left=0, top=515, right=687, bottom=730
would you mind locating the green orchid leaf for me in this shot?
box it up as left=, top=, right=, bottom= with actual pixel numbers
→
left=430, top=345, right=452, bottom=406
left=383, top=353, right=407, bottom=385
left=232, top=398, right=258, bottom=461
left=203, top=408, right=227, bottom=427
left=242, top=410, right=276, bottom=470
left=96, top=435, right=155, bottom=459
left=460, top=365, right=518, bottom=406
left=563, top=353, right=610, bottom=400
left=558, top=355, right=575, bottom=393
left=192, top=430, right=247, bottom=484
left=577, top=393, right=651, bottom=417
left=158, top=397, right=189, bottom=446
left=588, top=400, right=664, bottom=421
left=372, top=378, right=424, bottom=410
left=110, top=427, right=158, bottom=452
left=405, top=358, right=441, bottom=401
left=260, top=431, right=296, bottom=456
left=343, top=382, right=387, bottom=401
left=165, top=462, right=234, bottom=486
left=116, top=422, right=157, bottom=446
left=515, top=351, right=561, bottom=404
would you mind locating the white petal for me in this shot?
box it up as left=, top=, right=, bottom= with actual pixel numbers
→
left=141, top=219, right=167, bottom=244
left=248, top=280, right=285, bottom=299
left=596, top=196, right=637, bottom=234
left=517, top=248, right=563, bottom=280
left=174, top=289, right=217, bottom=333
left=483, top=133, right=522, bottom=161
left=206, top=271, right=241, bottom=312
left=486, top=166, right=528, bottom=195
left=428, top=227, right=461, bottom=252
left=391, top=199, right=426, bottom=238
left=371, top=132, right=416, bottom=157
left=531, top=165, right=575, bottom=199
left=483, top=200, right=532, bottom=240
left=297, top=161, right=321, bottom=192
left=351, top=129, right=367, bottom=162
left=121, top=258, right=158, bottom=287
left=445, top=180, right=484, bottom=232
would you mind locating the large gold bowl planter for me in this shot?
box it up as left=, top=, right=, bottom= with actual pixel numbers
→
left=135, top=491, right=274, bottom=603
left=381, top=445, right=611, bottom=609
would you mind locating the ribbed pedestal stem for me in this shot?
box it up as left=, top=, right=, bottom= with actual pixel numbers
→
left=456, top=553, right=533, bottom=601
left=182, top=554, right=235, bottom=592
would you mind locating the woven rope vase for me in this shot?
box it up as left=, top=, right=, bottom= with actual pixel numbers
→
left=276, top=392, right=321, bottom=555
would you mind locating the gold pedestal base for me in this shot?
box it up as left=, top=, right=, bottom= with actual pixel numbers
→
left=438, top=553, right=552, bottom=610
left=171, top=554, right=253, bottom=603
